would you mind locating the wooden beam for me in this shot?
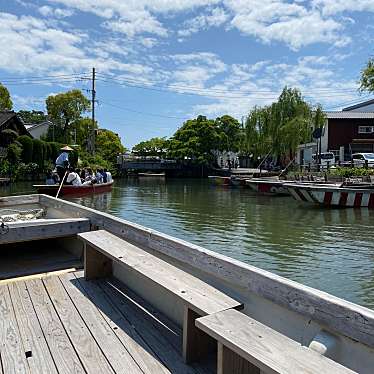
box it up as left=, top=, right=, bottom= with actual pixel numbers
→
left=218, top=343, right=260, bottom=374
left=0, top=218, right=90, bottom=245
left=84, top=244, right=112, bottom=280
left=182, top=306, right=215, bottom=364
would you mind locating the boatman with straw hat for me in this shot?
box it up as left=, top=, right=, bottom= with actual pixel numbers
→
left=55, top=145, right=73, bottom=181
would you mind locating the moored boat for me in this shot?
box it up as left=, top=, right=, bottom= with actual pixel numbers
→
left=208, top=175, right=231, bottom=186
left=34, top=180, right=113, bottom=197
left=285, top=182, right=374, bottom=207
left=138, top=172, right=166, bottom=177
left=246, top=177, right=289, bottom=195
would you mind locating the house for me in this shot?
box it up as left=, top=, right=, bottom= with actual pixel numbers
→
left=24, top=121, right=53, bottom=140
left=0, top=111, right=32, bottom=147
left=297, top=98, right=374, bottom=164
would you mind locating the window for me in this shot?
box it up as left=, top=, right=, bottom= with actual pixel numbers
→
left=358, top=126, right=374, bottom=134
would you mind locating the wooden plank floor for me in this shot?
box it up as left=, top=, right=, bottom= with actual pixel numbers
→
left=0, top=271, right=215, bottom=374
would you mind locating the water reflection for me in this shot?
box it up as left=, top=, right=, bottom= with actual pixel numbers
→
left=7, top=178, right=374, bottom=310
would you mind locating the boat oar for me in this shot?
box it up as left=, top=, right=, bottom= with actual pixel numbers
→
left=55, top=170, right=68, bottom=199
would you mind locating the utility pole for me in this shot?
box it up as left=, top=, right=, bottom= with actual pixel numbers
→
left=91, top=67, right=96, bottom=155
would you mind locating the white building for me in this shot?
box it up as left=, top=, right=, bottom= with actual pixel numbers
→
left=24, top=121, right=53, bottom=140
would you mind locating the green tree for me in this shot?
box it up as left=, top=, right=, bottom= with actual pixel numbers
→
left=96, top=130, right=125, bottom=169
left=17, top=135, right=34, bottom=163
left=168, top=115, right=222, bottom=165
left=0, top=129, right=18, bottom=146
left=73, top=117, right=98, bottom=147
left=6, top=142, right=22, bottom=178
left=17, top=110, right=47, bottom=124
left=132, top=137, right=169, bottom=157
left=32, top=139, right=44, bottom=169
left=360, top=58, right=374, bottom=93
left=215, top=115, right=242, bottom=152
left=240, top=87, right=324, bottom=162
left=0, top=83, right=12, bottom=111
left=46, top=90, right=90, bottom=143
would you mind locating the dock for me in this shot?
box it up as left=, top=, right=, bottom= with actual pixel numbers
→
left=0, top=270, right=213, bottom=374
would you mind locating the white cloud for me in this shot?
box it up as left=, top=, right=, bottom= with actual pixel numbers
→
left=178, top=7, right=229, bottom=37
left=38, top=5, right=74, bottom=18
left=46, top=0, right=220, bottom=37
left=0, top=11, right=158, bottom=83
left=313, top=0, right=374, bottom=15
left=224, top=0, right=347, bottom=50
left=189, top=55, right=361, bottom=118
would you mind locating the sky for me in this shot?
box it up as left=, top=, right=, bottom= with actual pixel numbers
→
left=0, top=0, right=374, bottom=148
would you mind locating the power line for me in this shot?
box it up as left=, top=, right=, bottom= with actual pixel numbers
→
left=95, top=75, right=362, bottom=101
left=100, top=100, right=187, bottom=120
left=96, top=72, right=361, bottom=95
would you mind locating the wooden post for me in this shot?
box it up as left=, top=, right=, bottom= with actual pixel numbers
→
left=217, top=343, right=260, bottom=374
left=182, top=307, right=215, bottom=364
left=84, top=244, right=112, bottom=280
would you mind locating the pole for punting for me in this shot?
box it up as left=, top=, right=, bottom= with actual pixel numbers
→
left=55, top=170, right=68, bottom=199
left=91, top=67, right=96, bottom=155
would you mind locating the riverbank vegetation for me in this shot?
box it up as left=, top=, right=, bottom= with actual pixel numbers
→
left=0, top=84, right=125, bottom=180
left=133, top=87, right=324, bottom=168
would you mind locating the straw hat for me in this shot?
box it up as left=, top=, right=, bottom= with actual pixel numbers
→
left=60, top=146, right=74, bottom=151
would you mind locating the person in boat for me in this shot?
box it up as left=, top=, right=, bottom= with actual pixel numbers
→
left=95, top=169, right=103, bottom=184
left=55, top=146, right=73, bottom=181
left=45, top=170, right=55, bottom=185
left=66, top=167, right=82, bottom=186
left=104, top=168, right=112, bottom=183
left=100, top=169, right=107, bottom=183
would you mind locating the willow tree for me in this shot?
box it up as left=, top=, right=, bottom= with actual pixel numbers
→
left=240, top=87, right=325, bottom=162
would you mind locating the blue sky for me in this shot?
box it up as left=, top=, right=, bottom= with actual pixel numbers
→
left=1, top=0, right=374, bottom=148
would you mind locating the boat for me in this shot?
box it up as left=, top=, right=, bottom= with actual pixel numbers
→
left=285, top=182, right=374, bottom=207
left=0, top=193, right=372, bottom=373
left=208, top=175, right=231, bottom=186
left=138, top=172, right=166, bottom=178
left=33, top=180, right=114, bottom=197
left=246, top=177, right=289, bottom=195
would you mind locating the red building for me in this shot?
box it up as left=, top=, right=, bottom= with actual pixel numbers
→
left=298, top=99, right=374, bottom=164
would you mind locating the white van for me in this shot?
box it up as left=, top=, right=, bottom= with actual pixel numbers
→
left=312, top=152, right=335, bottom=166
left=351, top=153, right=374, bottom=167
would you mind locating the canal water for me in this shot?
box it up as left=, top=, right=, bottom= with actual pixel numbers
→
left=2, top=178, right=374, bottom=310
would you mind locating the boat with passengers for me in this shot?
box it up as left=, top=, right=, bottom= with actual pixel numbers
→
left=0, top=193, right=372, bottom=373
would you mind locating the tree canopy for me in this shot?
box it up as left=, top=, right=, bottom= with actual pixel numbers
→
left=96, top=129, right=126, bottom=168
left=46, top=89, right=90, bottom=143
left=168, top=115, right=223, bottom=164
left=240, top=87, right=325, bottom=161
left=360, top=58, right=374, bottom=93
left=18, top=110, right=47, bottom=124
left=0, top=83, right=12, bottom=111
left=132, top=137, right=169, bottom=157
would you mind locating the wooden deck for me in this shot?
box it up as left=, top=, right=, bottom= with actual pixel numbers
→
left=0, top=271, right=215, bottom=374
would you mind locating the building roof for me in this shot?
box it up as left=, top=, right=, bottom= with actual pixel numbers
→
left=342, top=98, right=374, bottom=111
left=325, top=111, right=374, bottom=119
left=0, top=111, right=32, bottom=137
left=0, top=111, right=17, bottom=129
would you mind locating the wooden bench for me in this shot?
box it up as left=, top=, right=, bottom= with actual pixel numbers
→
left=0, top=218, right=91, bottom=244
left=78, top=229, right=242, bottom=363
left=195, top=309, right=357, bottom=374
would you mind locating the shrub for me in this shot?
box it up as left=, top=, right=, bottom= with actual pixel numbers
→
left=32, top=139, right=44, bottom=169
left=17, top=135, right=33, bottom=163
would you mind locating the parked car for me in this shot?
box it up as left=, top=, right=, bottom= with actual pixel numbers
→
left=351, top=153, right=374, bottom=167
left=312, top=152, right=335, bottom=167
